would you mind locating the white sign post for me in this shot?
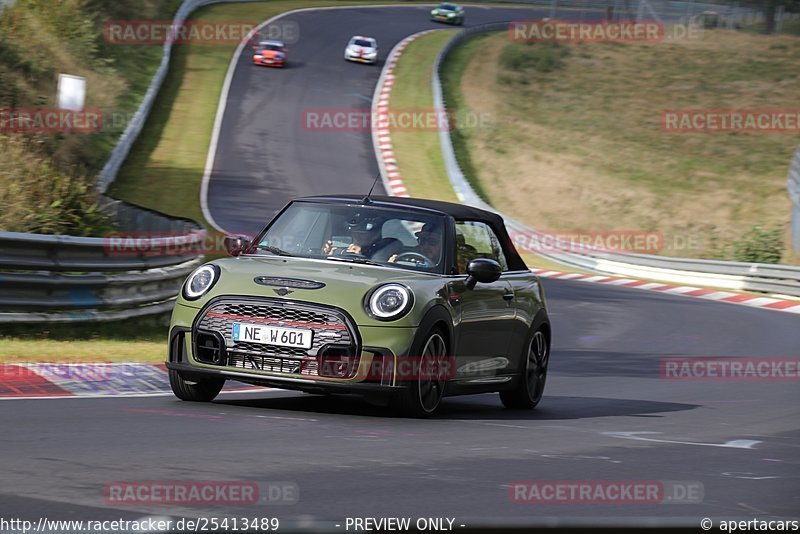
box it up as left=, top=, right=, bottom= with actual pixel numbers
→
left=57, top=74, right=86, bottom=111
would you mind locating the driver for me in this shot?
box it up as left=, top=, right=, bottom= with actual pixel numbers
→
left=389, top=222, right=443, bottom=266
left=323, top=218, right=399, bottom=259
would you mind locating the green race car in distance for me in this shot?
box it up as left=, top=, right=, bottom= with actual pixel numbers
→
left=167, top=195, right=550, bottom=417
left=431, top=3, right=465, bottom=25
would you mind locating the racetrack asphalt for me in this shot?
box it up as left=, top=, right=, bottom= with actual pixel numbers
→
left=2, top=5, right=798, bottom=530
left=206, top=5, right=560, bottom=235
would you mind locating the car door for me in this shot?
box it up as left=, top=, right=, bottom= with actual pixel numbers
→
left=447, top=221, right=517, bottom=381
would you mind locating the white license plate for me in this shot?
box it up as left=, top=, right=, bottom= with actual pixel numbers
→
left=232, top=323, right=313, bottom=349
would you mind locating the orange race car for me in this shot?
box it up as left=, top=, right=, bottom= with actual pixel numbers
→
left=252, top=40, right=287, bottom=68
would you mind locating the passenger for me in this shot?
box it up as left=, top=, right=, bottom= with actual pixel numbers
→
left=456, top=233, right=478, bottom=274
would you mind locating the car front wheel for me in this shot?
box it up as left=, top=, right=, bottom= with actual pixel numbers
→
left=500, top=326, right=549, bottom=409
left=392, top=328, right=449, bottom=417
left=169, top=369, right=225, bottom=402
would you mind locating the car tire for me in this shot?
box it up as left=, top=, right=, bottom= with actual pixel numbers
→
left=391, top=327, right=449, bottom=418
left=169, top=370, right=225, bottom=402
left=500, top=325, right=549, bottom=410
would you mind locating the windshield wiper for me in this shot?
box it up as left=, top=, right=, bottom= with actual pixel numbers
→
left=326, top=255, right=382, bottom=266
left=253, top=244, right=293, bottom=257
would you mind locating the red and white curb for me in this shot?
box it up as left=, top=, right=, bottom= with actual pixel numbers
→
left=372, top=30, right=437, bottom=198
left=532, top=269, right=800, bottom=314
left=0, top=363, right=260, bottom=399
left=372, top=31, right=800, bottom=316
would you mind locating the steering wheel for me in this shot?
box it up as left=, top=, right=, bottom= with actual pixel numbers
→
left=394, top=251, right=434, bottom=266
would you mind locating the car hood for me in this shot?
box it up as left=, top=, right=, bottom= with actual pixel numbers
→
left=184, top=255, right=446, bottom=327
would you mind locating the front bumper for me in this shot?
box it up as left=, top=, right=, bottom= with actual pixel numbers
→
left=253, top=57, right=285, bottom=67
left=166, top=361, right=403, bottom=394
left=169, top=298, right=416, bottom=394
left=345, top=53, right=376, bottom=64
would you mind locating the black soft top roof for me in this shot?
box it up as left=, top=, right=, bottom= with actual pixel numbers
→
left=296, top=194, right=499, bottom=222
left=294, top=194, right=528, bottom=271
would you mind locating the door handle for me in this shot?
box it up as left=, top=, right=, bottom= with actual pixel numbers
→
left=502, top=291, right=514, bottom=301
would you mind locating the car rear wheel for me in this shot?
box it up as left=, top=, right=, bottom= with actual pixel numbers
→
left=500, top=326, right=549, bottom=409
left=392, top=328, right=448, bottom=417
left=169, top=370, right=225, bottom=402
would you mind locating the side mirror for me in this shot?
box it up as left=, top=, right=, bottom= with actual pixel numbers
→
left=465, top=258, right=502, bottom=289
left=223, top=235, right=251, bottom=256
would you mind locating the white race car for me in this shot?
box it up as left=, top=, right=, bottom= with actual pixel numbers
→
left=344, top=35, right=378, bottom=64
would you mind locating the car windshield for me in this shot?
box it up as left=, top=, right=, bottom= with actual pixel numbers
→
left=251, top=201, right=448, bottom=273
left=353, top=39, right=374, bottom=48
left=440, top=3, right=457, bottom=10
left=259, top=43, right=283, bottom=51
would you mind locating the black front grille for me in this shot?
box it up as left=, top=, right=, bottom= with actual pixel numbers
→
left=194, top=297, right=358, bottom=378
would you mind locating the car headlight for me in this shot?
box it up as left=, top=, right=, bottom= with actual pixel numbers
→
left=183, top=264, right=220, bottom=301
left=366, top=284, right=413, bottom=321
left=253, top=54, right=262, bottom=59
left=447, top=12, right=455, bottom=16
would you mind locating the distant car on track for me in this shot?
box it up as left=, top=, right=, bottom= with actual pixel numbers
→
left=166, top=195, right=551, bottom=417
left=344, top=35, right=378, bottom=64
left=252, top=39, right=287, bottom=68
left=431, top=3, right=465, bottom=25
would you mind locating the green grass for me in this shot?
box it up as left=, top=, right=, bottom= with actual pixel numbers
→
left=0, top=340, right=165, bottom=362
left=388, top=30, right=459, bottom=203
left=0, top=321, right=168, bottom=361
left=448, top=29, right=800, bottom=262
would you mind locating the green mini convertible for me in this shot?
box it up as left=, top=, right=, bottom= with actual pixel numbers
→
left=167, top=195, right=550, bottom=416
left=430, top=3, right=465, bottom=25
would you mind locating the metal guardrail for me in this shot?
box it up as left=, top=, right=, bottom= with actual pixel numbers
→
left=432, top=22, right=800, bottom=297
left=0, top=225, right=205, bottom=323
left=789, top=147, right=800, bottom=254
